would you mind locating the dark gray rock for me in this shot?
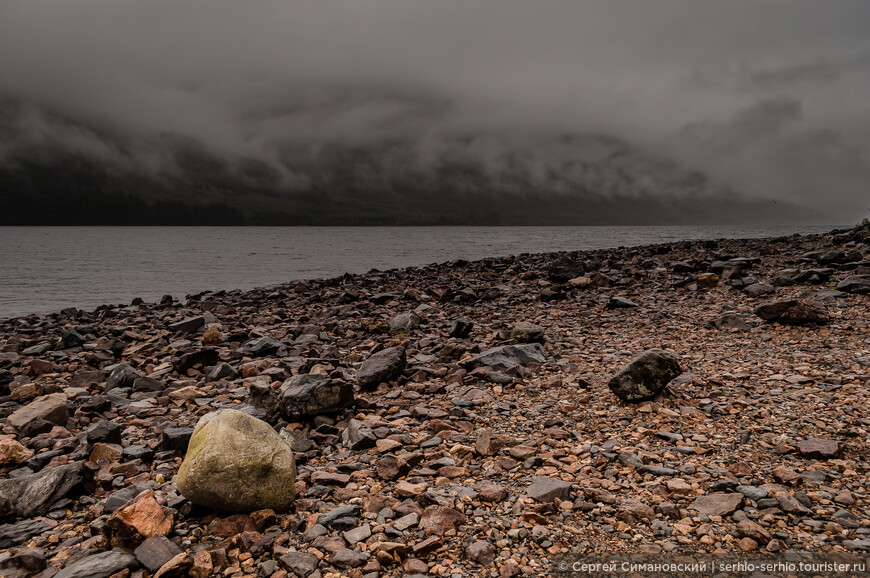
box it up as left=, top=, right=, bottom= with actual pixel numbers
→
left=0, top=462, right=83, bottom=518
left=608, top=349, right=682, bottom=402
left=607, top=296, right=639, bottom=309
left=134, top=535, right=183, bottom=572
left=122, top=445, right=154, bottom=462
left=460, top=343, right=547, bottom=372
left=342, top=419, right=377, bottom=450
left=132, top=376, right=164, bottom=393
left=61, top=328, right=87, bottom=349
left=55, top=550, right=138, bottom=578
left=837, top=275, right=870, bottom=294
left=248, top=337, right=284, bottom=357
left=526, top=476, right=573, bottom=503
left=0, top=519, right=52, bottom=548
left=736, top=485, right=769, bottom=502
left=318, top=504, right=361, bottom=527
left=86, top=420, right=124, bottom=445
left=281, top=375, right=355, bottom=420
left=448, top=317, right=474, bottom=338
left=105, top=363, right=142, bottom=391
left=755, top=299, right=830, bottom=325
left=0, top=547, right=47, bottom=578
left=279, top=551, right=319, bottom=577
left=160, top=427, right=194, bottom=452
left=104, top=484, right=150, bottom=514
left=356, top=346, right=406, bottom=388
left=168, top=315, right=205, bottom=333
left=174, top=349, right=220, bottom=373
left=206, top=362, right=238, bottom=382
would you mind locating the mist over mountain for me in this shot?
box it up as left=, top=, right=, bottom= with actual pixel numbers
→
left=1, top=1, right=868, bottom=225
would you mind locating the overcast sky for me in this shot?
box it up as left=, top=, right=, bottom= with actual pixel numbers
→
left=1, top=1, right=868, bottom=220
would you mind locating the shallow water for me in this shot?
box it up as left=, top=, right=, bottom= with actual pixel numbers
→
left=0, top=225, right=839, bottom=318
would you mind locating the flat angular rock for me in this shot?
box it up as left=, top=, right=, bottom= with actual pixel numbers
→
left=0, top=519, right=51, bottom=548
left=86, top=420, right=124, bottom=445
left=177, top=409, right=296, bottom=513
left=343, top=523, right=371, bottom=544
left=0, top=462, right=83, bottom=518
left=105, top=484, right=150, bottom=514
left=607, top=296, right=638, bottom=309
left=106, top=363, right=143, bottom=390
left=357, top=346, right=406, bottom=388
left=608, top=349, right=682, bottom=402
left=342, top=419, right=377, bottom=450
left=169, top=315, right=205, bottom=333
left=7, top=392, right=69, bottom=430
left=836, top=275, right=870, bottom=294
left=248, top=337, right=284, bottom=356
left=689, top=493, right=743, bottom=517
left=526, top=476, right=573, bottom=503
left=448, top=317, right=474, bottom=338
left=280, top=551, right=319, bottom=577
left=135, top=535, right=184, bottom=572
left=754, top=299, right=829, bottom=325
left=174, top=349, right=220, bottom=373
left=460, top=343, right=547, bottom=372
left=55, top=550, right=138, bottom=578
left=317, top=504, right=361, bottom=527
left=797, top=438, right=841, bottom=459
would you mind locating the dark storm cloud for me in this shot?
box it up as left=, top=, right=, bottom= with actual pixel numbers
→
left=0, top=0, right=868, bottom=221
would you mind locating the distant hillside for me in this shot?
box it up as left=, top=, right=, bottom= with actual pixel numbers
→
left=0, top=99, right=823, bottom=225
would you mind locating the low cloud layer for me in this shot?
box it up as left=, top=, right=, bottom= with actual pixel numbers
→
left=1, top=0, right=868, bottom=222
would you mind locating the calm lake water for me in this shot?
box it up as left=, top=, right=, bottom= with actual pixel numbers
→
left=0, top=225, right=838, bottom=319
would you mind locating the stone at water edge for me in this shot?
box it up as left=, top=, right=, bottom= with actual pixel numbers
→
left=608, top=349, right=682, bottom=402
left=177, top=409, right=296, bottom=513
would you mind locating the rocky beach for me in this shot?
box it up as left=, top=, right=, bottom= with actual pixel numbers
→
left=0, top=223, right=868, bottom=578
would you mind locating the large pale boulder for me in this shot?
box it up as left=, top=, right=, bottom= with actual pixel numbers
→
left=176, top=409, right=296, bottom=513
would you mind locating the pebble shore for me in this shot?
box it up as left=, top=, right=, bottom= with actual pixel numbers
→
left=1, top=223, right=868, bottom=577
